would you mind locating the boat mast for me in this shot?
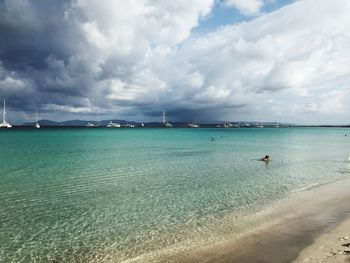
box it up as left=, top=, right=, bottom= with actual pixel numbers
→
left=36, top=105, right=38, bottom=123
left=97, top=108, right=101, bottom=126
left=3, top=99, right=6, bottom=123
left=162, top=110, right=166, bottom=124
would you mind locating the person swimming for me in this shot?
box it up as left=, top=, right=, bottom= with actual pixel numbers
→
left=260, top=155, right=270, bottom=161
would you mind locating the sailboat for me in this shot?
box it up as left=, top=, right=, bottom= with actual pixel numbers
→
left=86, top=122, right=96, bottom=127
left=162, top=110, right=172, bottom=127
left=35, top=105, right=40, bottom=129
left=0, top=99, right=12, bottom=128
left=256, top=121, right=264, bottom=128
left=86, top=108, right=101, bottom=128
left=185, top=115, right=199, bottom=128
left=187, top=123, right=199, bottom=128
left=125, top=123, right=135, bottom=128
left=187, top=119, right=199, bottom=128
left=222, top=121, right=229, bottom=128
left=107, top=121, right=121, bottom=128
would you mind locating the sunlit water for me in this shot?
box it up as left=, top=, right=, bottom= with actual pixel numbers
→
left=0, top=127, right=349, bottom=262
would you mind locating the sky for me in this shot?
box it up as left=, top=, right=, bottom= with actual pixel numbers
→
left=0, top=0, right=349, bottom=125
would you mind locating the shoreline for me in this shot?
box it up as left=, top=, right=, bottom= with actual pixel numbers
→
left=124, top=177, right=350, bottom=263
left=293, top=217, right=350, bottom=262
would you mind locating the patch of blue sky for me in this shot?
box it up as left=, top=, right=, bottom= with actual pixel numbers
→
left=192, top=0, right=296, bottom=36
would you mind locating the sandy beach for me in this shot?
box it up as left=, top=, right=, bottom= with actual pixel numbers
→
left=1, top=128, right=349, bottom=262
left=1, top=0, right=350, bottom=261
left=293, top=218, right=350, bottom=263
left=125, top=178, right=350, bottom=263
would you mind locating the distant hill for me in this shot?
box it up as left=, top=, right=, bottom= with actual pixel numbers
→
left=22, top=119, right=294, bottom=128
left=23, top=119, right=158, bottom=127
left=22, top=119, right=60, bottom=126
left=61, top=120, right=91, bottom=126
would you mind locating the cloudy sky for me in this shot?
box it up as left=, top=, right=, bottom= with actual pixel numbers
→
left=0, top=0, right=349, bottom=124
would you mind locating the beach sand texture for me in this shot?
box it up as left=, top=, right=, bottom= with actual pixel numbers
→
left=293, top=218, right=350, bottom=263
left=124, top=178, right=350, bottom=263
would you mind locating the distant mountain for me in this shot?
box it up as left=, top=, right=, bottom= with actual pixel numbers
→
left=61, top=120, right=91, bottom=126
left=22, top=119, right=60, bottom=126
left=21, top=119, right=294, bottom=127
left=22, top=119, right=157, bottom=127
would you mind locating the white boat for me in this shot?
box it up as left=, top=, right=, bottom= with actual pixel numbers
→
left=162, top=111, right=172, bottom=127
left=107, top=121, right=121, bottom=128
left=222, top=122, right=230, bottom=128
left=141, top=122, right=145, bottom=127
left=125, top=123, right=135, bottom=128
left=87, top=108, right=101, bottom=127
left=35, top=106, right=40, bottom=129
left=86, top=122, right=97, bottom=128
left=163, top=122, right=172, bottom=127
left=86, top=121, right=100, bottom=128
left=0, top=100, right=12, bottom=128
left=187, top=123, right=199, bottom=128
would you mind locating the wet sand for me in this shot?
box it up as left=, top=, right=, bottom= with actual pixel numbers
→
left=293, top=218, right=350, bottom=263
left=126, top=178, right=350, bottom=263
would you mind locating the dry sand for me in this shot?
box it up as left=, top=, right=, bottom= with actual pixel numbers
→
left=293, top=218, right=350, bottom=263
left=124, top=178, right=350, bottom=263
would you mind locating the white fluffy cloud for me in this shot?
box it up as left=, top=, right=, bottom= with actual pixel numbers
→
left=159, top=0, right=350, bottom=123
left=1, top=0, right=350, bottom=124
left=60, top=0, right=215, bottom=110
left=0, top=63, right=34, bottom=95
left=224, top=0, right=265, bottom=16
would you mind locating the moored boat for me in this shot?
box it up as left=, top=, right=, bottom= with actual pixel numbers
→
left=0, top=100, right=12, bottom=128
left=107, top=121, right=121, bottom=128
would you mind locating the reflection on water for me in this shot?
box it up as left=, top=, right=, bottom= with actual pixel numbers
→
left=0, top=127, right=349, bottom=262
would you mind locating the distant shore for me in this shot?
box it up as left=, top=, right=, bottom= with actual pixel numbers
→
left=3, top=124, right=350, bottom=128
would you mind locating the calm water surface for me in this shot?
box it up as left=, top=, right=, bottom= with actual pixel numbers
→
left=0, top=127, right=349, bottom=262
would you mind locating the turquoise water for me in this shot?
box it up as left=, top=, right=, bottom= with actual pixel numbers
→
left=0, top=127, right=349, bottom=262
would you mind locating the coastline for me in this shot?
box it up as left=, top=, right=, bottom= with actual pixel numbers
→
left=124, top=177, right=350, bottom=263
left=293, top=218, right=350, bottom=263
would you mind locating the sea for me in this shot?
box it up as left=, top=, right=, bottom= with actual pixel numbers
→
left=0, top=127, right=349, bottom=262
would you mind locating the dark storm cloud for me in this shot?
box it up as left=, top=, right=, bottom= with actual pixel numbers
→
left=0, top=0, right=88, bottom=114
left=0, top=0, right=223, bottom=123
left=1, top=0, right=350, bottom=125
left=0, top=1, right=73, bottom=70
left=0, top=0, right=254, bottom=123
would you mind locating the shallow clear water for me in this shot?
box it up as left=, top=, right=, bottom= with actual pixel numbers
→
left=0, top=127, right=349, bottom=262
